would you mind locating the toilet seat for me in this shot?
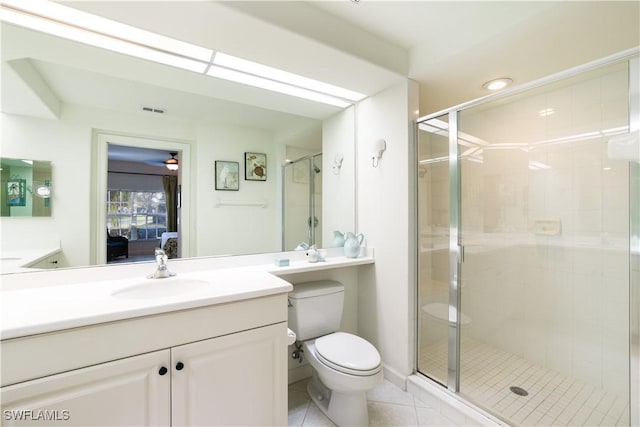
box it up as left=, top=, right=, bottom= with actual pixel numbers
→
left=314, top=332, right=381, bottom=376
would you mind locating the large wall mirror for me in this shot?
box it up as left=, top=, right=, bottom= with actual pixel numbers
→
left=0, top=4, right=357, bottom=272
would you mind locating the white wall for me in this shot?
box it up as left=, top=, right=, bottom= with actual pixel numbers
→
left=355, top=80, right=419, bottom=386
left=194, top=122, right=280, bottom=256
left=1, top=109, right=96, bottom=267
left=322, top=106, right=356, bottom=245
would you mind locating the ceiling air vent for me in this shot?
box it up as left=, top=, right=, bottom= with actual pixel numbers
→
left=142, top=106, right=166, bottom=114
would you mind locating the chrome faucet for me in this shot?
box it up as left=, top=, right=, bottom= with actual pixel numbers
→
left=148, top=248, right=176, bottom=279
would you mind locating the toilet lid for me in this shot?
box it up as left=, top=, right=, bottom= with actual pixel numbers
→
left=315, top=332, right=381, bottom=375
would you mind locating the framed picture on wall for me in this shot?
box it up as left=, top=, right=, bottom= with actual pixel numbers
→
left=215, top=161, right=239, bottom=191
left=244, top=152, right=267, bottom=181
left=6, top=178, right=26, bottom=206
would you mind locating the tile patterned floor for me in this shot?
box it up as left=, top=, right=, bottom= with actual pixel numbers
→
left=419, top=337, right=630, bottom=427
left=288, top=378, right=460, bottom=427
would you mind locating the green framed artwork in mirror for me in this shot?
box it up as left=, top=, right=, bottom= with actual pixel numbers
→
left=0, top=158, right=52, bottom=217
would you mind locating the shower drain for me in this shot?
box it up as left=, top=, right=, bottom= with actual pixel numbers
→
left=509, top=386, right=529, bottom=397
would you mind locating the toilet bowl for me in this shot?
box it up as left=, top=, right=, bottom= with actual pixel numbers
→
left=302, top=333, right=383, bottom=426
left=288, top=280, right=383, bottom=426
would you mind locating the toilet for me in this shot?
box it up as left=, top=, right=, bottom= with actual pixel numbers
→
left=288, top=280, right=383, bottom=427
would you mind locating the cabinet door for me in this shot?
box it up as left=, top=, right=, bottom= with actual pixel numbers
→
left=171, top=323, right=287, bottom=426
left=1, top=350, right=170, bottom=427
left=29, top=254, right=62, bottom=269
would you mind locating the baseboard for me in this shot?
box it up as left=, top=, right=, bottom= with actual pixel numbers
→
left=382, top=364, right=408, bottom=390
left=288, top=364, right=312, bottom=384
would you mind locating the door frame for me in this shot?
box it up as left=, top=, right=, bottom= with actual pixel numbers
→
left=91, top=130, right=192, bottom=265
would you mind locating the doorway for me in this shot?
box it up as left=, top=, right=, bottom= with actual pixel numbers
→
left=92, top=132, right=191, bottom=265
left=106, top=145, right=178, bottom=263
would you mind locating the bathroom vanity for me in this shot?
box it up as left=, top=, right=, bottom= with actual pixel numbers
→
left=0, top=251, right=374, bottom=426
left=0, top=269, right=292, bottom=426
left=0, top=247, right=63, bottom=273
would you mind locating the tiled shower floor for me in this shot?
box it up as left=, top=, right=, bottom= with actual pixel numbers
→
left=419, top=337, right=630, bottom=426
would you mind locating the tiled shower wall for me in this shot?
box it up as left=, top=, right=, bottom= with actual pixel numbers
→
left=460, top=241, right=629, bottom=397
left=458, top=63, right=630, bottom=398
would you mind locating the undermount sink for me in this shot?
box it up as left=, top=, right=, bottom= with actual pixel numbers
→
left=111, top=278, right=210, bottom=299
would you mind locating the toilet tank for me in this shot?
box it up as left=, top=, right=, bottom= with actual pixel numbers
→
left=288, top=280, right=344, bottom=341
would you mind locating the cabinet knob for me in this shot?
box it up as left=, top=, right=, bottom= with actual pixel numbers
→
left=176, top=362, right=184, bottom=371
left=158, top=366, right=168, bottom=376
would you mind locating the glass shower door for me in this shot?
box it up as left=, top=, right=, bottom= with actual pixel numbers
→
left=282, top=154, right=322, bottom=251
left=416, top=58, right=635, bottom=426
left=416, top=114, right=452, bottom=386
left=457, top=62, right=631, bottom=426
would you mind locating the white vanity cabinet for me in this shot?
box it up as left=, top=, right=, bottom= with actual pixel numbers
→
left=1, top=350, right=171, bottom=426
left=171, top=323, right=286, bottom=426
left=1, top=294, right=288, bottom=427
left=25, top=252, right=63, bottom=269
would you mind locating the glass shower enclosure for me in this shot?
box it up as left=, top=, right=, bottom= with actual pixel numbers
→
left=282, top=153, right=323, bottom=251
left=417, top=54, right=638, bottom=426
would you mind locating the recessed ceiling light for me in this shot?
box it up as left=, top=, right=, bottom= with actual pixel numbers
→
left=539, top=108, right=555, bottom=117
left=482, top=78, right=513, bottom=91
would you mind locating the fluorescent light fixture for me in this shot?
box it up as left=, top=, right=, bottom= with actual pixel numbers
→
left=538, top=108, right=555, bottom=117
left=207, top=65, right=350, bottom=108
left=0, top=4, right=208, bottom=73
left=1, top=0, right=213, bottom=62
left=528, top=160, right=551, bottom=170
left=214, top=53, right=366, bottom=102
left=0, top=0, right=364, bottom=107
left=466, top=156, right=484, bottom=164
left=418, top=156, right=448, bottom=165
left=461, top=147, right=480, bottom=156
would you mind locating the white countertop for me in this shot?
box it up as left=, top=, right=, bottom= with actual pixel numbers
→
left=0, top=247, right=61, bottom=274
left=0, top=251, right=374, bottom=340
left=0, top=267, right=291, bottom=340
left=267, top=254, right=374, bottom=275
